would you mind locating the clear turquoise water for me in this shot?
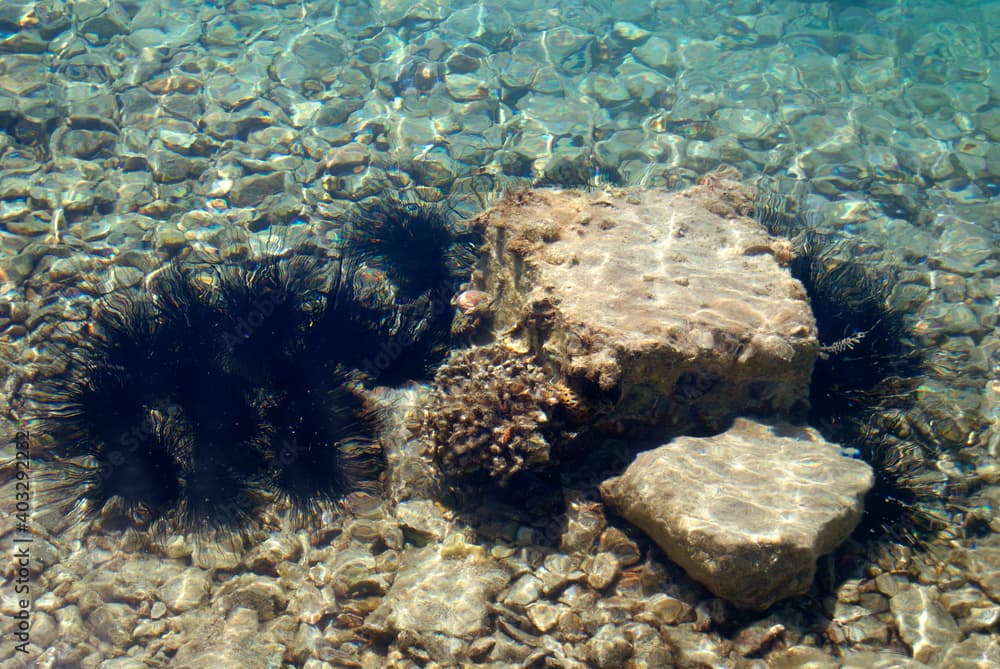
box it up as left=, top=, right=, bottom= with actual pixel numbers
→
left=1, top=0, right=999, bottom=666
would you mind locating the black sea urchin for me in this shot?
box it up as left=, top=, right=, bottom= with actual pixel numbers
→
left=342, top=196, right=481, bottom=382
left=346, top=198, right=479, bottom=300
left=791, top=234, right=922, bottom=434
left=751, top=184, right=965, bottom=547
left=33, top=291, right=185, bottom=530
left=264, top=375, right=380, bottom=510
left=210, top=254, right=325, bottom=386
left=786, top=233, right=954, bottom=542
left=36, top=244, right=391, bottom=539
left=46, top=406, right=186, bottom=531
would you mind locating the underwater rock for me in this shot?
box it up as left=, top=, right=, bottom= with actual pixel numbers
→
left=889, top=586, right=961, bottom=665
left=362, top=536, right=509, bottom=639
left=160, top=569, right=211, bottom=613
left=170, top=607, right=285, bottom=669
left=469, top=179, right=816, bottom=432
left=600, top=418, right=873, bottom=610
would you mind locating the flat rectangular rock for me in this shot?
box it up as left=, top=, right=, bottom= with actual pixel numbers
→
left=469, top=180, right=817, bottom=430
left=600, top=418, right=874, bottom=610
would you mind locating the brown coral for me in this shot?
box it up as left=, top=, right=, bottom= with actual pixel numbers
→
left=420, top=343, right=576, bottom=485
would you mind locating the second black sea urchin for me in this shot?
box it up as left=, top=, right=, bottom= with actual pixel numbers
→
left=751, top=184, right=959, bottom=546
left=342, top=197, right=481, bottom=382
left=788, top=232, right=954, bottom=543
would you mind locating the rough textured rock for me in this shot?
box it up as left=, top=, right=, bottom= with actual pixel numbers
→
left=600, top=418, right=873, bottom=610
left=362, top=536, right=510, bottom=639
left=955, top=545, right=1000, bottom=601
left=889, top=586, right=961, bottom=665
left=469, top=180, right=816, bottom=432
left=157, top=568, right=211, bottom=613
left=170, top=607, right=285, bottom=669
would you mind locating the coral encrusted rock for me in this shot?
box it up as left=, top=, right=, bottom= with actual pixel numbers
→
left=468, top=178, right=816, bottom=431
left=363, top=536, right=510, bottom=640
left=421, top=343, right=577, bottom=484
left=600, top=418, right=874, bottom=610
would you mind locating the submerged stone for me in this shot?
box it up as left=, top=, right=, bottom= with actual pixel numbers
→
left=889, top=586, right=961, bottom=665
left=363, top=538, right=509, bottom=638
left=469, top=179, right=816, bottom=433
left=600, top=418, right=873, bottom=610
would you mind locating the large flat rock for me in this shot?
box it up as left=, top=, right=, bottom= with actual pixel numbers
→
left=469, top=180, right=816, bottom=431
left=600, top=418, right=874, bottom=610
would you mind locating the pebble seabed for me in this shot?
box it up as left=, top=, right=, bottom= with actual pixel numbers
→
left=1, top=0, right=999, bottom=667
